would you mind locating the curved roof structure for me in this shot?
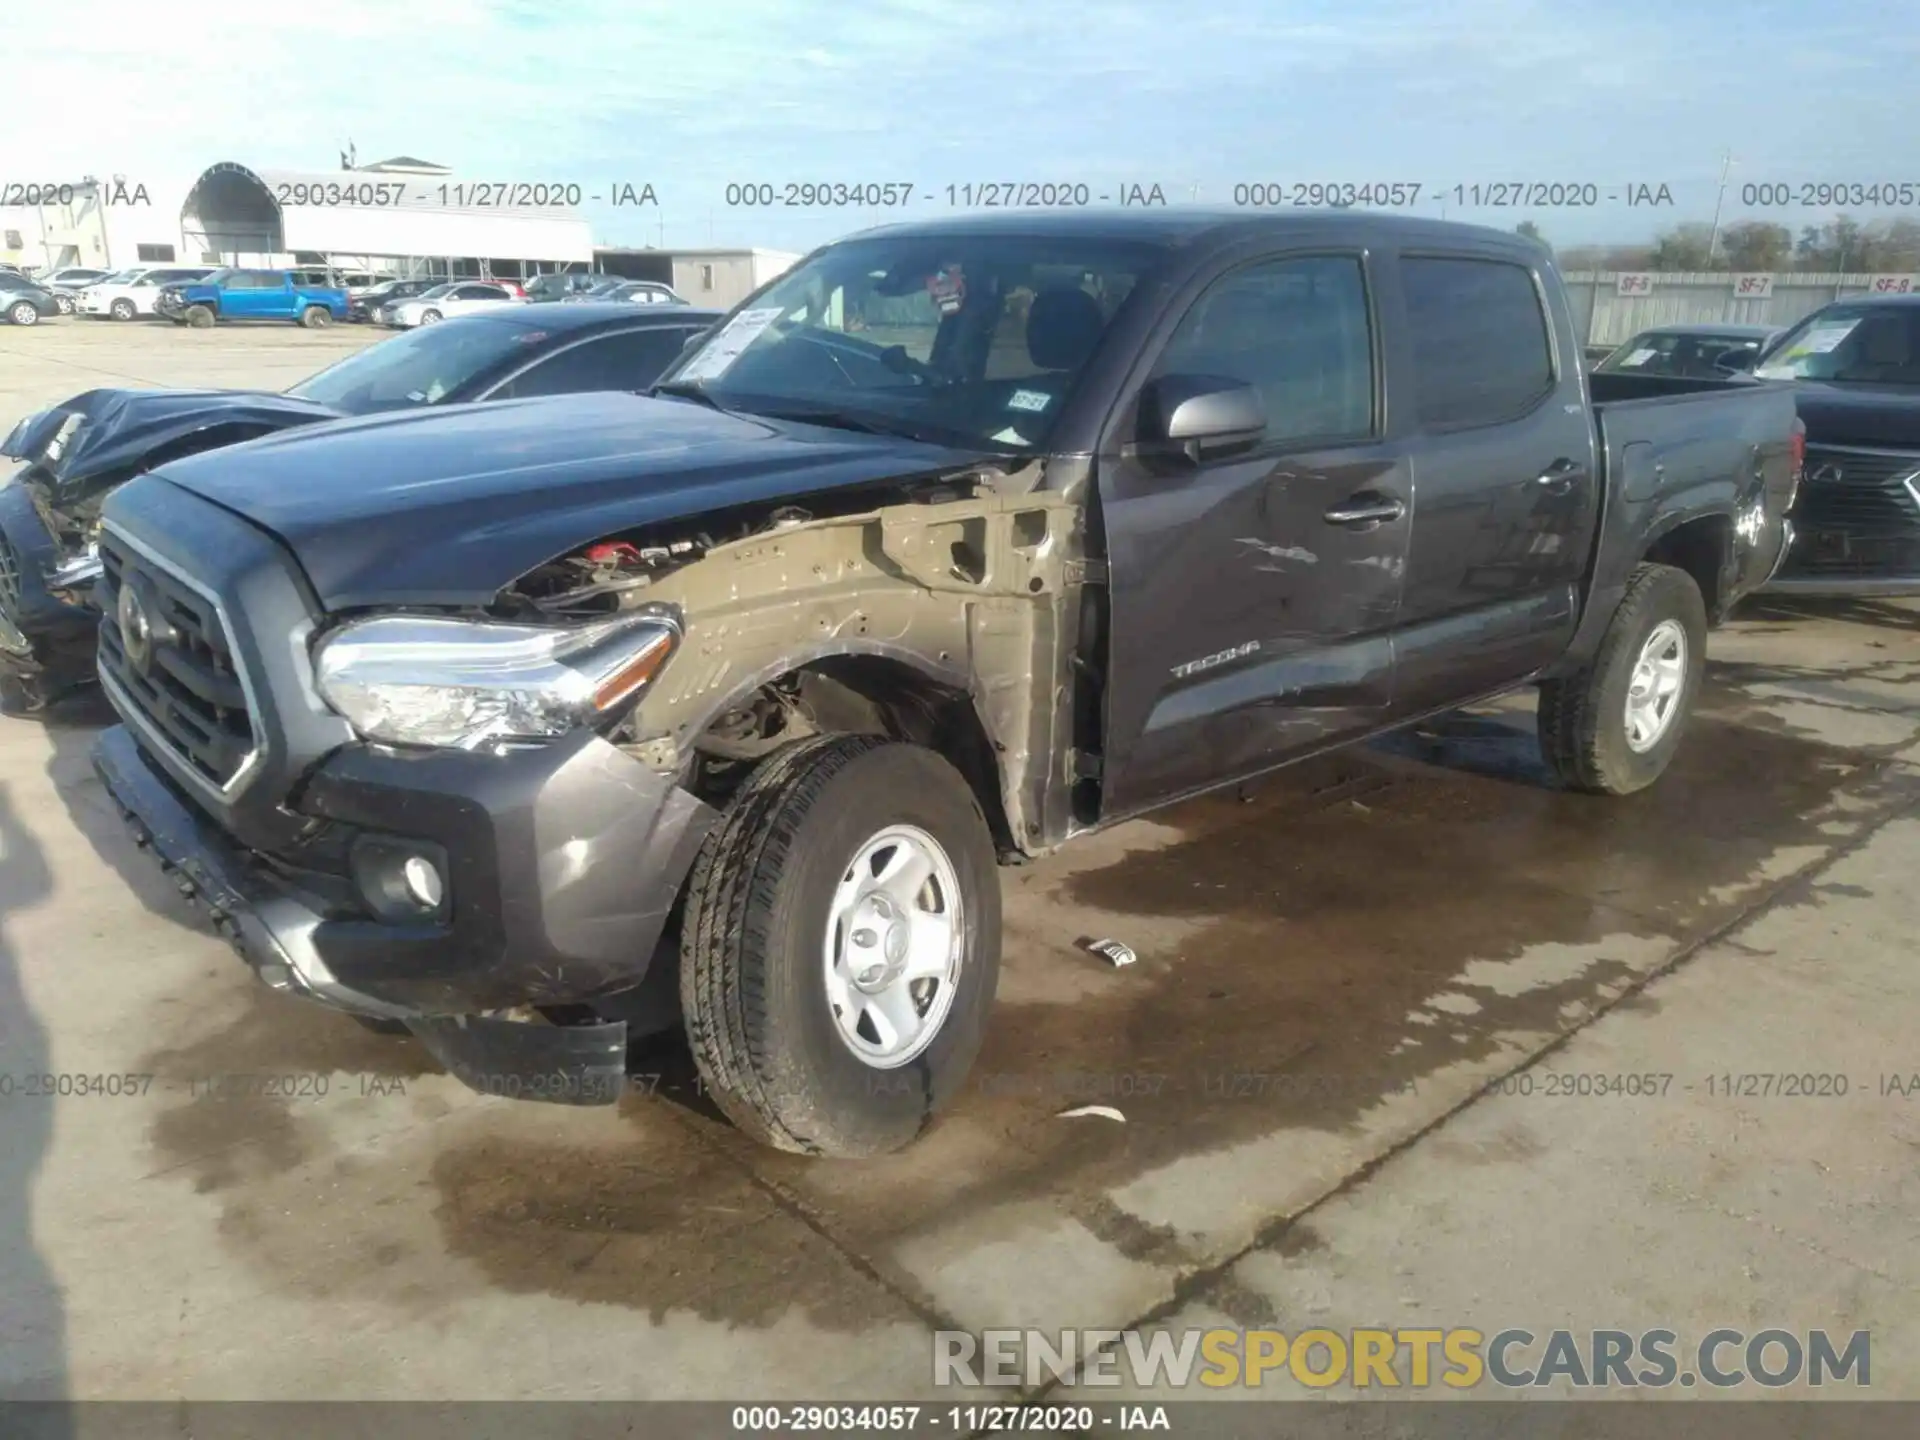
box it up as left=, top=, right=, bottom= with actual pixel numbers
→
left=181, top=162, right=593, bottom=262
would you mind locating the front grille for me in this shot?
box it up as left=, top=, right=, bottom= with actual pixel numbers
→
left=0, top=531, right=20, bottom=619
left=97, top=532, right=260, bottom=789
left=1793, top=446, right=1920, bottom=537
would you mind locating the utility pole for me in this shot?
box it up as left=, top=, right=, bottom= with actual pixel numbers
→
left=1705, top=150, right=1734, bottom=264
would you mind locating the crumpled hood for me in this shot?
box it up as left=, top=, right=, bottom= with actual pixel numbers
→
left=1791, top=381, right=1920, bottom=450
left=2, top=387, right=345, bottom=506
left=141, top=391, right=992, bottom=609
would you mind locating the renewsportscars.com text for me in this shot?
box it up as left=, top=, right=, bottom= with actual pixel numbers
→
left=934, top=1327, right=1870, bottom=1390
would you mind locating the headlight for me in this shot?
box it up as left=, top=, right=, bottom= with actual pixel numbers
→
left=313, top=610, right=680, bottom=750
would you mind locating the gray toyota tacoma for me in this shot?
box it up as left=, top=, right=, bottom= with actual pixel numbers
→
left=89, top=211, right=1801, bottom=1156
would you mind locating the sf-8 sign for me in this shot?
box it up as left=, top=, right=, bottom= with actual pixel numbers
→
left=1868, top=274, right=1920, bottom=294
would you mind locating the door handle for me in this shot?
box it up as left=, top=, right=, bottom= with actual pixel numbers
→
left=1324, top=495, right=1406, bottom=526
left=1536, top=458, right=1582, bottom=494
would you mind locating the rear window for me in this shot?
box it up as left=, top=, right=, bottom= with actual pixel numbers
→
left=1402, top=256, right=1555, bottom=428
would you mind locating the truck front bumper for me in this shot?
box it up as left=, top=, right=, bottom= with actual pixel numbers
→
left=93, top=722, right=720, bottom=1105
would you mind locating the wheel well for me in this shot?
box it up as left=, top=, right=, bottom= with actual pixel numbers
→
left=1643, top=515, right=1731, bottom=621
left=689, top=655, right=1016, bottom=854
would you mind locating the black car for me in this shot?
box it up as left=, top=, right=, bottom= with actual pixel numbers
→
left=0, top=303, right=721, bottom=709
left=350, top=277, right=451, bottom=323
left=1593, top=324, right=1781, bottom=378
left=1730, top=296, right=1920, bottom=594
left=0, top=274, right=60, bottom=326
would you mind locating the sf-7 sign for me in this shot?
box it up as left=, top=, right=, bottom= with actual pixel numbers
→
left=1731, top=274, right=1775, bottom=299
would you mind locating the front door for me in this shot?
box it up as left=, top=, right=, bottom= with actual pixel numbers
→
left=1097, top=251, right=1412, bottom=819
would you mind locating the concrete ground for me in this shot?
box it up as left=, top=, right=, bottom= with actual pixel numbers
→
left=2, top=322, right=1918, bottom=1406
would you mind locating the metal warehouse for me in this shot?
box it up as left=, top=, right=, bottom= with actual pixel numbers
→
left=180, top=160, right=593, bottom=274
left=2, top=157, right=593, bottom=279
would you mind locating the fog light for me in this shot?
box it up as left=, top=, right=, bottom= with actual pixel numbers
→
left=401, top=855, right=444, bottom=909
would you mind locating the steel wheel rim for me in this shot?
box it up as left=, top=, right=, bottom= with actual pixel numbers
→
left=1624, top=618, right=1687, bottom=753
left=822, top=824, right=964, bottom=1069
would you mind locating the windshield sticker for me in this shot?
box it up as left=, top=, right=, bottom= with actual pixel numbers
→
left=676, top=306, right=786, bottom=382
left=927, top=264, right=966, bottom=315
left=1007, top=389, right=1052, bottom=413
left=991, top=426, right=1027, bottom=444
left=1792, top=321, right=1861, bottom=355
left=1619, top=348, right=1656, bottom=368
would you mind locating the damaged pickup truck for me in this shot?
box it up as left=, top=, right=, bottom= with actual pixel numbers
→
left=89, top=212, right=1802, bottom=1157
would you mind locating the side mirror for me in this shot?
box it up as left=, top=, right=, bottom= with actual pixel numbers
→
left=1140, top=374, right=1266, bottom=461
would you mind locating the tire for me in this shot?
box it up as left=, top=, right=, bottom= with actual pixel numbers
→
left=1538, top=562, right=1708, bottom=795
left=300, top=305, right=333, bottom=329
left=7, top=301, right=37, bottom=326
left=417, top=308, right=442, bottom=325
left=681, top=734, right=1001, bottom=1157
left=185, top=305, right=215, bottom=329
left=110, top=299, right=136, bottom=321
left=53, top=293, right=74, bottom=315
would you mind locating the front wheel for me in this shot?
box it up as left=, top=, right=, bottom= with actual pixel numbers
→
left=110, top=299, right=136, bottom=320
left=185, top=305, right=215, bottom=329
left=7, top=301, right=38, bottom=326
left=416, top=308, right=442, bottom=325
left=681, top=734, right=1001, bottom=1157
left=52, top=293, right=74, bottom=315
left=1538, top=562, right=1708, bottom=795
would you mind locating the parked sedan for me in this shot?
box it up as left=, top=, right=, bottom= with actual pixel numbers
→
left=38, top=267, right=114, bottom=314
left=0, top=303, right=722, bottom=709
left=77, top=266, right=221, bottom=320
left=1594, top=324, right=1782, bottom=378
left=352, top=278, right=449, bottom=323
left=568, top=280, right=688, bottom=306
left=0, top=274, right=60, bottom=326
left=381, top=280, right=519, bottom=328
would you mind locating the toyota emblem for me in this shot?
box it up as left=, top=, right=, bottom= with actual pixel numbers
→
left=117, top=581, right=154, bottom=673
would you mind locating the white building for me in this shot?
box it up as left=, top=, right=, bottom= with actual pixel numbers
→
left=2, top=157, right=593, bottom=279
left=596, top=247, right=801, bottom=309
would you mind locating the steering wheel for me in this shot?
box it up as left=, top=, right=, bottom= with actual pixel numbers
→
left=879, top=345, right=943, bottom=387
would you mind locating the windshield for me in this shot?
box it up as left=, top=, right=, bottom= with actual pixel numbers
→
left=1753, top=306, right=1920, bottom=385
left=413, top=284, right=458, bottom=300
left=1596, top=331, right=1771, bottom=377
left=286, top=319, right=530, bottom=413
left=658, top=233, right=1161, bottom=450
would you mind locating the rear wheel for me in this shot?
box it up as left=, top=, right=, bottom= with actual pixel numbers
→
left=300, top=305, right=332, bottom=329
left=681, top=734, right=1001, bottom=1157
left=1538, top=562, right=1708, bottom=795
left=185, top=305, right=215, bottom=329
left=6, top=301, right=37, bottom=326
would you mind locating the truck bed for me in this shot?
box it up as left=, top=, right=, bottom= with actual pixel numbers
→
left=1547, top=370, right=1801, bottom=677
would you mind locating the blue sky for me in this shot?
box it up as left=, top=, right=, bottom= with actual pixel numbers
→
left=18, top=0, right=1918, bottom=254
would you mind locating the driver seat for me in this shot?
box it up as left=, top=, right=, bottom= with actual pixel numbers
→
left=1025, top=287, right=1106, bottom=374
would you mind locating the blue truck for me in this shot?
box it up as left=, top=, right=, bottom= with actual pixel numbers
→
left=155, top=268, right=351, bottom=329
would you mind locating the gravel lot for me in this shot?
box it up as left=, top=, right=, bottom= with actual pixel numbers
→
left=3, top=319, right=1918, bottom=1407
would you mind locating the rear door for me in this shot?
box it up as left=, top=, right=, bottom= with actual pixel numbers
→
left=1386, top=251, right=1598, bottom=715
left=1097, top=246, right=1412, bottom=818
